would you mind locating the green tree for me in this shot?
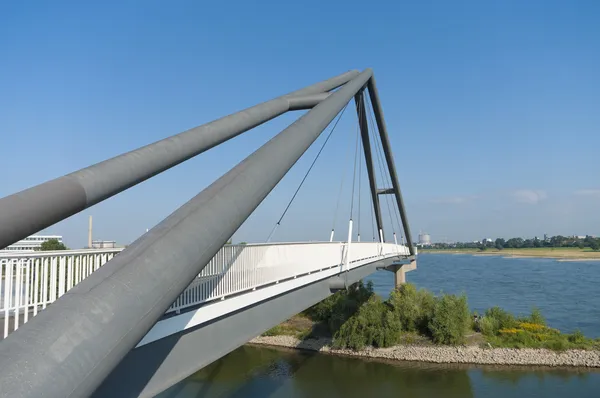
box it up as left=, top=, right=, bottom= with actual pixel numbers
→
left=39, top=239, right=67, bottom=251
left=590, top=240, right=600, bottom=251
left=494, top=238, right=505, bottom=250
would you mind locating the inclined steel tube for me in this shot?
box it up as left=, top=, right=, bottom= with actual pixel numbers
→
left=0, top=70, right=358, bottom=251
left=355, top=90, right=384, bottom=241
left=0, top=69, right=373, bottom=398
left=366, top=77, right=415, bottom=255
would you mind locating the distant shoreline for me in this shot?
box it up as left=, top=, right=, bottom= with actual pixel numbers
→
left=420, top=248, right=600, bottom=261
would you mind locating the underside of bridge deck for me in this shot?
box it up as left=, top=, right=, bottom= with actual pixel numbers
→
left=94, top=258, right=397, bottom=398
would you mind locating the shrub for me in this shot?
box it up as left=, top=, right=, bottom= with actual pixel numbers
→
left=305, top=280, right=374, bottom=333
left=428, top=294, right=470, bottom=345
left=388, top=283, right=435, bottom=334
left=333, top=295, right=401, bottom=350
left=306, top=293, right=343, bottom=322
left=479, top=316, right=498, bottom=336
left=568, top=329, right=586, bottom=345
left=527, top=307, right=546, bottom=326
left=544, top=337, right=569, bottom=351
left=518, top=322, right=545, bottom=332
left=484, top=307, right=517, bottom=333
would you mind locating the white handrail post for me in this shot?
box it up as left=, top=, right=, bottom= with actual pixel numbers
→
left=345, top=219, right=353, bottom=272
left=15, top=259, right=22, bottom=331
left=3, top=261, right=11, bottom=338
left=24, top=259, right=30, bottom=324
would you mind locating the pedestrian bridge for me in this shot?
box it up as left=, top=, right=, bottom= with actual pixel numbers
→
left=1, top=242, right=414, bottom=396
left=1, top=242, right=412, bottom=340
left=0, top=68, right=417, bottom=397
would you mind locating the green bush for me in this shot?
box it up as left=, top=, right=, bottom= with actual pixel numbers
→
left=333, top=295, right=402, bottom=350
left=567, top=330, right=586, bottom=345
left=428, top=294, right=470, bottom=345
left=545, top=337, right=569, bottom=351
left=388, top=283, right=435, bottom=334
left=484, top=306, right=517, bottom=333
left=305, top=280, right=374, bottom=333
left=479, top=316, right=498, bottom=336
left=527, top=307, right=546, bottom=326
left=306, top=293, right=342, bottom=322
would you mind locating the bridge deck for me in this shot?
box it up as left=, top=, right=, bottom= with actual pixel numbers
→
left=1, top=242, right=411, bottom=340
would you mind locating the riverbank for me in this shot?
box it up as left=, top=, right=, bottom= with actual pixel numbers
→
left=249, top=335, right=600, bottom=368
left=259, top=281, right=600, bottom=369
left=421, top=247, right=600, bottom=261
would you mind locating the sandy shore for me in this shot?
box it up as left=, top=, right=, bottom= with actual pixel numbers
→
left=249, top=335, right=600, bottom=368
left=427, top=252, right=600, bottom=262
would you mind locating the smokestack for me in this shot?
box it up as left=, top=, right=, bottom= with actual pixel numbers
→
left=88, top=215, right=93, bottom=248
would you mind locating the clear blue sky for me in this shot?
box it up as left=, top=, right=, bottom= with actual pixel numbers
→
left=1, top=0, right=599, bottom=248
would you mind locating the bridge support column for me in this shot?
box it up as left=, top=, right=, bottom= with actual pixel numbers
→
left=380, top=258, right=416, bottom=288
left=393, top=264, right=406, bottom=287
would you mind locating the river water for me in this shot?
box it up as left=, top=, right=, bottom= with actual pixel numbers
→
left=159, top=254, right=600, bottom=397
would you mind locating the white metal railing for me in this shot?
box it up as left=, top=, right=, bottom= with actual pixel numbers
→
left=1, top=248, right=123, bottom=338
left=166, top=241, right=409, bottom=314
left=1, top=241, right=409, bottom=338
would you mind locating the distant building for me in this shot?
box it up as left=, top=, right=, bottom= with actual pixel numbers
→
left=418, top=233, right=431, bottom=246
left=91, top=240, right=118, bottom=249
left=1, top=235, right=63, bottom=252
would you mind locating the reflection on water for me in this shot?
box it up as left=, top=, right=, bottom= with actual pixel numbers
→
left=159, top=346, right=600, bottom=398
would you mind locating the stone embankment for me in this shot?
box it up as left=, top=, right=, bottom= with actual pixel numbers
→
left=249, top=335, right=600, bottom=368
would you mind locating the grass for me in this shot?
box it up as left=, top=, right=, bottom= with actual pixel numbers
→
left=422, top=247, right=600, bottom=259
left=262, top=314, right=314, bottom=339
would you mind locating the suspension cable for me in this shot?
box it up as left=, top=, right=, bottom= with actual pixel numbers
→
left=366, top=95, right=405, bottom=237
left=267, top=103, right=349, bottom=242
left=365, top=95, right=397, bottom=238
left=357, top=127, right=363, bottom=241
left=370, top=187, right=375, bottom=241
left=330, top=106, right=356, bottom=241
left=349, top=115, right=360, bottom=221
left=367, top=96, right=403, bottom=241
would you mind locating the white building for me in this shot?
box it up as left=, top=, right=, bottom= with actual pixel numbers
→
left=418, top=233, right=431, bottom=246
left=1, top=235, right=63, bottom=252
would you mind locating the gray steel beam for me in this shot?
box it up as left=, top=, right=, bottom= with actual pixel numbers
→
left=354, top=91, right=384, bottom=241
left=377, top=188, right=394, bottom=195
left=0, top=71, right=358, bottom=251
left=0, top=69, right=373, bottom=398
left=367, top=77, right=415, bottom=254
left=288, top=92, right=331, bottom=110
left=94, top=258, right=394, bottom=398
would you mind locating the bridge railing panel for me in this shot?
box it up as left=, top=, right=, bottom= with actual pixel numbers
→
left=1, top=242, right=410, bottom=337
left=1, top=248, right=123, bottom=338
left=166, top=241, right=409, bottom=314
